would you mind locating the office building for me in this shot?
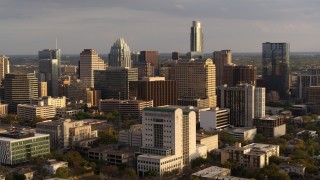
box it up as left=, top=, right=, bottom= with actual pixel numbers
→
left=86, top=88, right=101, bottom=107
left=217, top=84, right=265, bottom=127
left=33, top=96, right=66, bottom=108
left=172, top=52, right=185, bottom=60
left=228, top=128, right=257, bottom=141
left=132, top=62, right=154, bottom=79
left=17, top=101, right=56, bottom=121
left=196, top=134, right=219, bottom=152
left=61, top=65, right=77, bottom=75
left=0, top=129, right=50, bottom=165
left=108, top=38, right=132, bottom=68
left=36, top=119, right=98, bottom=149
left=129, top=77, right=178, bottom=107
left=213, top=50, right=232, bottom=86
left=200, top=107, right=229, bottom=131
left=94, top=67, right=138, bottom=99
left=253, top=116, right=286, bottom=137
left=119, top=124, right=142, bottom=147
left=0, top=56, right=10, bottom=85
left=79, top=49, right=105, bottom=88
left=262, top=42, right=290, bottom=99
left=139, top=51, right=159, bottom=75
left=223, top=64, right=256, bottom=87
left=0, top=103, right=8, bottom=116
left=296, top=67, right=320, bottom=100
left=99, top=99, right=153, bottom=119
left=190, top=21, right=203, bottom=52
left=221, top=143, right=279, bottom=168
left=39, top=59, right=59, bottom=97
left=306, top=86, right=320, bottom=113
left=4, top=73, right=38, bottom=113
left=38, top=49, right=61, bottom=77
left=38, top=82, right=48, bottom=97
left=137, top=106, right=207, bottom=177
left=161, top=59, right=216, bottom=108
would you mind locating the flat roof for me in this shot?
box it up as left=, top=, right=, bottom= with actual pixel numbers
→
left=0, top=133, right=49, bottom=142
left=192, top=166, right=230, bottom=177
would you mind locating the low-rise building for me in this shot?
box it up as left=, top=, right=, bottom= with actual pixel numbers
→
left=228, top=127, right=257, bottom=141
left=17, top=101, right=56, bottom=121
left=191, top=166, right=250, bottom=180
left=18, top=168, right=34, bottom=180
left=200, top=107, right=229, bottom=131
left=44, top=159, right=68, bottom=175
left=56, top=108, right=83, bottom=118
left=119, top=124, right=142, bottom=147
left=196, top=133, right=218, bottom=152
left=253, top=115, right=286, bottom=137
left=297, top=130, right=318, bottom=139
left=32, top=96, right=67, bottom=108
left=279, top=163, right=305, bottom=177
left=221, top=142, right=279, bottom=168
left=0, top=129, right=50, bottom=165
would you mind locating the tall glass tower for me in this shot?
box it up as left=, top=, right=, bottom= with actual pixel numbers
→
left=108, top=38, right=132, bottom=68
left=38, top=49, right=61, bottom=76
left=190, top=21, right=203, bottom=52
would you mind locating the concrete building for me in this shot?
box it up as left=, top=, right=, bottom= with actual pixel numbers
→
left=38, top=49, right=61, bottom=77
left=228, top=128, right=257, bottom=141
left=0, top=129, right=50, bottom=165
left=213, top=50, right=232, bottom=86
left=196, top=133, right=218, bottom=152
left=161, top=59, right=216, bottom=108
left=279, top=163, right=305, bottom=177
left=190, top=21, right=203, bottom=52
left=137, top=106, right=207, bottom=177
left=119, top=124, right=142, bottom=147
left=33, top=96, right=66, bottom=108
left=132, top=62, right=154, bottom=79
left=200, top=107, right=229, bottom=131
left=56, top=108, right=83, bottom=118
left=217, top=84, right=265, bottom=127
left=306, top=86, right=320, bottom=113
left=191, top=166, right=250, bottom=180
left=296, top=68, right=320, bottom=100
left=0, top=103, right=8, bottom=116
left=38, top=82, right=48, bottom=97
left=44, top=159, right=68, bottom=175
left=94, top=67, right=138, bottom=99
left=221, top=143, right=279, bottom=168
left=109, top=38, right=132, bottom=68
left=262, top=42, right=290, bottom=99
left=39, top=59, right=59, bottom=97
left=36, top=119, right=98, bottom=149
left=99, top=99, right=153, bottom=119
left=17, top=101, right=56, bottom=121
left=253, top=116, right=286, bottom=137
left=79, top=49, right=105, bottom=88
left=223, top=64, right=256, bottom=87
left=0, top=56, right=10, bottom=85
left=129, top=77, right=178, bottom=107
left=139, top=51, right=159, bottom=75
left=4, top=73, right=38, bottom=113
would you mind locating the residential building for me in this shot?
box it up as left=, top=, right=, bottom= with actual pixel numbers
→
left=119, top=124, right=142, bottom=147
left=213, top=50, right=232, bottom=86
left=200, top=107, right=229, bottom=131
left=39, top=59, right=59, bottom=97
left=129, top=77, right=178, bottom=107
left=38, top=82, right=48, bottom=97
left=4, top=73, right=38, bottom=113
left=190, top=21, right=203, bottom=52
left=44, top=159, right=68, bottom=175
left=223, top=64, right=256, bottom=87
left=0, top=56, right=10, bottom=85
left=253, top=116, right=286, bottom=137
left=99, top=99, right=153, bottom=119
left=108, top=38, right=132, bottom=68
left=94, top=67, right=138, bottom=99
left=221, top=143, right=279, bottom=168
left=137, top=106, right=207, bottom=177
left=196, top=134, right=218, bottom=152
left=217, top=84, right=265, bottom=127
left=296, top=68, right=320, bottom=100
left=36, top=119, right=98, bottom=149
left=262, top=42, right=290, bottom=99
left=0, top=129, right=50, bottom=165
left=17, top=101, right=56, bottom=121
left=139, top=51, right=159, bottom=75
left=79, top=49, right=105, bottom=87
left=38, top=49, right=61, bottom=76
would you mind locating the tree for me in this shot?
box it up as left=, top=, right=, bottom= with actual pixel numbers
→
left=100, top=165, right=118, bottom=177
left=2, top=114, right=19, bottom=124
left=98, top=126, right=118, bottom=144
left=55, top=167, right=69, bottom=179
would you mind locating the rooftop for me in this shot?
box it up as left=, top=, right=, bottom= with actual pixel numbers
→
left=192, top=166, right=230, bottom=178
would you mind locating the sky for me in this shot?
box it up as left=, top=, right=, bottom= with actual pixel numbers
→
left=0, top=0, right=320, bottom=55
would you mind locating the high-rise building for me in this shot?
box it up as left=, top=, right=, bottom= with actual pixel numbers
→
left=139, top=51, right=159, bottom=75
left=213, top=50, right=232, bottom=86
left=108, top=38, right=131, bottom=68
left=262, top=42, right=290, bottom=99
left=38, top=82, right=48, bottom=97
left=161, top=59, right=216, bottom=108
left=94, top=67, right=138, bottom=99
left=39, top=59, right=59, bottom=97
left=223, top=64, right=256, bottom=87
left=129, top=77, right=178, bottom=107
left=217, top=84, right=265, bottom=127
left=38, top=49, right=61, bottom=76
left=79, top=49, right=105, bottom=88
left=132, top=62, right=154, bottom=79
left=190, top=21, right=203, bottom=52
left=0, top=56, right=10, bottom=85
left=4, top=73, right=38, bottom=113
left=137, top=106, right=207, bottom=177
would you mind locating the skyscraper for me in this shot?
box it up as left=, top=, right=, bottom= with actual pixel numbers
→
left=0, top=56, right=10, bottom=86
left=38, top=49, right=61, bottom=76
left=213, top=50, right=232, bottom=86
left=79, top=49, right=105, bottom=88
left=190, top=21, right=203, bottom=52
left=139, top=51, right=159, bottom=75
left=262, top=42, right=290, bottom=99
left=108, top=38, right=132, bottom=68
left=4, top=73, right=38, bottom=113
left=39, top=59, right=58, bottom=97
left=223, top=64, right=256, bottom=87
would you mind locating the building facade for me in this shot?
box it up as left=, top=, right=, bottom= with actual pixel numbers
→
left=200, top=107, right=230, bottom=131
left=213, top=50, right=232, bottom=86
left=190, top=21, right=203, bottom=52
left=17, top=102, right=56, bottom=121
left=253, top=116, right=286, bottom=137
left=39, top=59, right=59, bottom=97
left=139, top=51, right=159, bottom=75
left=223, top=64, right=256, bottom=87
left=119, top=124, right=142, bottom=147
left=0, top=56, right=10, bottom=86
left=38, top=49, right=61, bottom=77
left=108, top=38, right=132, bottom=68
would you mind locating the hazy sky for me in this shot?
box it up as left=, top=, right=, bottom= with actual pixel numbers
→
left=0, top=0, right=320, bottom=55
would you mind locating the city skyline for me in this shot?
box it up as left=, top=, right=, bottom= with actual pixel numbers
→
left=0, top=0, right=320, bottom=55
